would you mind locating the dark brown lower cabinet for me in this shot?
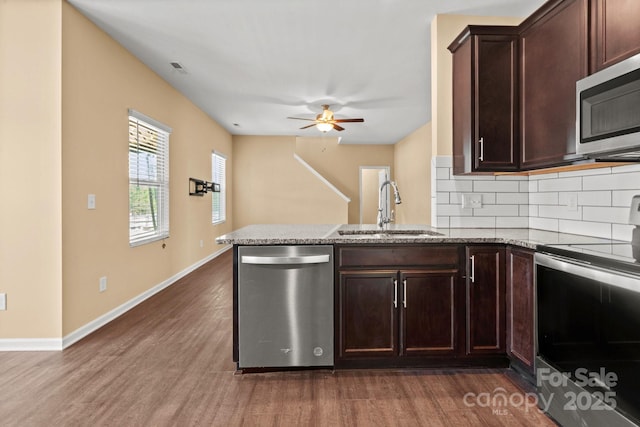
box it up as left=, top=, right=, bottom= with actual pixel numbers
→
left=465, top=246, right=506, bottom=355
left=335, top=245, right=509, bottom=369
left=337, top=269, right=459, bottom=360
left=506, top=246, right=535, bottom=374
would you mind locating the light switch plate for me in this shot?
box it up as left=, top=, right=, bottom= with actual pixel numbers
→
left=462, top=193, right=482, bottom=209
left=88, top=194, right=96, bottom=210
left=0, top=293, right=6, bottom=311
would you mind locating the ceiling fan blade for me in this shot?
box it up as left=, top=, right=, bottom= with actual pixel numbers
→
left=288, top=117, right=317, bottom=121
left=333, top=124, right=345, bottom=131
left=299, top=124, right=317, bottom=130
left=334, top=118, right=364, bottom=123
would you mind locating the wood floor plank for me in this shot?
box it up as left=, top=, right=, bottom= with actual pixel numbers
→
left=0, top=249, right=556, bottom=426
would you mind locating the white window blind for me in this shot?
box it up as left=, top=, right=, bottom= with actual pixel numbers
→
left=128, top=110, right=171, bottom=246
left=212, top=152, right=227, bottom=224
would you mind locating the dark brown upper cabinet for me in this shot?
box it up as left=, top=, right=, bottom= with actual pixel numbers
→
left=519, top=0, right=589, bottom=169
left=449, top=27, right=519, bottom=175
left=590, top=0, right=640, bottom=72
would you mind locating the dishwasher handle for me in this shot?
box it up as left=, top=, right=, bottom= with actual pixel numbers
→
left=241, top=254, right=330, bottom=265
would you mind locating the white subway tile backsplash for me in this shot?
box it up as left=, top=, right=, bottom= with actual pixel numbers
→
left=537, top=177, right=582, bottom=192
left=437, top=180, right=473, bottom=192
left=496, top=217, right=529, bottom=228
left=613, top=224, right=635, bottom=241
left=438, top=204, right=473, bottom=216
left=519, top=182, right=529, bottom=193
left=436, top=216, right=450, bottom=228
left=436, top=168, right=450, bottom=179
left=577, top=191, right=611, bottom=207
left=474, top=205, right=520, bottom=217
left=450, top=216, right=496, bottom=228
left=530, top=192, right=558, bottom=205
left=583, top=206, right=629, bottom=224
left=431, top=156, right=640, bottom=241
left=558, top=167, right=612, bottom=178
left=612, top=190, right=640, bottom=207
left=583, top=172, right=640, bottom=190
left=558, top=220, right=611, bottom=239
left=538, top=205, right=582, bottom=220
left=529, top=217, right=559, bottom=232
left=473, top=180, right=520, bottom=192
left=610, top=164, right=640, bottom=174
left=496, top=193, right=528, bottom=205
left=434, top=156, right=452, bottom=167
left=436, top=192, right=450, bottom=204
left=529, top=173, right=559, bottom=180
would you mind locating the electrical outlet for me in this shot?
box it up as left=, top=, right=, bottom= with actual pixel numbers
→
left=462, top=193, right=482, bottom=209
left=200, top=239, right=204, bottom=248
left=0, top=293, right=6, bottom=311
left=88, top=194, right=96, bottom=210
left=99, top=276, right=107, bottom=293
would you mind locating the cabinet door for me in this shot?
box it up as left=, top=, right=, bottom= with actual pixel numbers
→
left=520, top=0, right=589, bottom=169
left=400, top=270, right=459, bottom=357
left=451, top=30, right=518, bottom=174
left=466, top=246, right=505, bottom=355
left=506, top=247, right=535, bottom=372
left=475, top=34, right=519, bottom=172
left=591, top=0, right=640, bottom=72
left=338, top=271, right=398, bottom=358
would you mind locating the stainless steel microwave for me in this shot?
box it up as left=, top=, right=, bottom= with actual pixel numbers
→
left=576, top=53, right=640, bottom=161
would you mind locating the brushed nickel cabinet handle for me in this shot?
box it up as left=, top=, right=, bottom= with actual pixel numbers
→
left=403, top=279, right=407, bottom=308
left=470, top=255, right=475, bottom=283
left=478, top=137, right=484, bottom=162
left=393, top=279, right=398, bottom=308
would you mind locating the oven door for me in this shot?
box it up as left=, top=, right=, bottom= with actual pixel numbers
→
left=535, top=252, right=640, bottom=427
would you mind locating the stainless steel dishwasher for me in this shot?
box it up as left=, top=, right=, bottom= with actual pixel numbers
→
left=237, top=245, right=334, bottom=368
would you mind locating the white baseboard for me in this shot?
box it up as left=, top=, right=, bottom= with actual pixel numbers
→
left=62, top=244, right=231, bottom=349
left=0, top=338, right=63, bottom=351
left=0, top=245, right=231, bottom=352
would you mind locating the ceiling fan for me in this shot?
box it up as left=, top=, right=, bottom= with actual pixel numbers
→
left=288, top=105, right=364, bottom=132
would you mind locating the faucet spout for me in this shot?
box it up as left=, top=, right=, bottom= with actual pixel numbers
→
left=377, top=180, right=402, bottom=228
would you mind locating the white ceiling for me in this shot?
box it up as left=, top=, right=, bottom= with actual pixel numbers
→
left=67, top=0, right=544, bottom=145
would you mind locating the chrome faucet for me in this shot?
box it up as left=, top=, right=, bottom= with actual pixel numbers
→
left=377, top=180, right=402, bottom=229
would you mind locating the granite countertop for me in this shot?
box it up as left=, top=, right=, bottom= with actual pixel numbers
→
left=215, top=224, right=618, bottom=250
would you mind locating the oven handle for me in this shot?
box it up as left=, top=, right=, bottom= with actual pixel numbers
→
left=535, top=252, right=640, bottom=294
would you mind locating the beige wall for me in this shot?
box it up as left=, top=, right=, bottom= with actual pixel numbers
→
left=295, top=137, right=395, bottom=224
left=431, top=14, right=524, bottom=157
left=0, top=0, right=63, bottom=339
left=394, top=123, right=432, bottom=224
left=60, top=2, right=233, bottom=335
left=232, top=136, right=348, bottom=228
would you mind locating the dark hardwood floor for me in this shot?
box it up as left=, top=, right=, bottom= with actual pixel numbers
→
left=0, top=249, right=556, bottom=426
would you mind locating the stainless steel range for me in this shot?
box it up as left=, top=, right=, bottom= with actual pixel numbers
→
left=535, top=241, right=640, bottom=427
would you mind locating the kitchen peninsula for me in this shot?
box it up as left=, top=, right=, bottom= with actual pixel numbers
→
left=217, top=224, right=614, bottom=373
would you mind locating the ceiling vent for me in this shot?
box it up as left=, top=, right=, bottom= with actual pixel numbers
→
left=170, top=62, right=187, bottom=74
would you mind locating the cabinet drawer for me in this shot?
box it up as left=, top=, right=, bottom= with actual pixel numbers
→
left=337, top=246, right=459, bottom=268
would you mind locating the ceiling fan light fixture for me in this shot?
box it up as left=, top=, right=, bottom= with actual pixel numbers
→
left=316, top=122, right=333, bottom=132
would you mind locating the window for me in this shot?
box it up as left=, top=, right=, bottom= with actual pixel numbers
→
left=212, top=152, right=227, bottom=224
left=128, top=110, right=171, bottom=246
